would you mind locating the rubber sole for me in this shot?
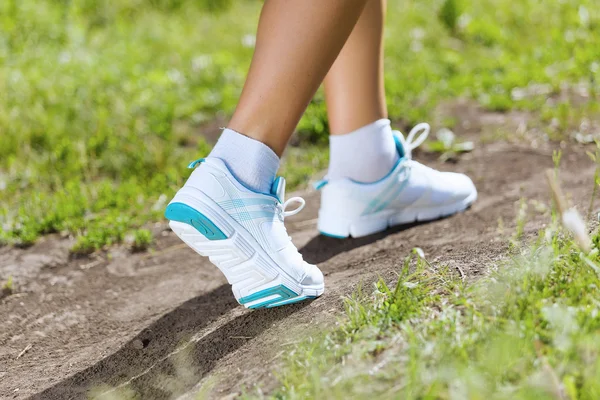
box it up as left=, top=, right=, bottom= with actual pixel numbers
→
left=318, top=191, right=477, bottom=239
left=165, top=188, right=324, bottom=309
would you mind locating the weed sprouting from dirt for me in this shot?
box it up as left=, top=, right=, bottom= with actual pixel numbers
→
left=1, top=276, right=14, bottom=299
left=130, top=229, right=153, bottom=253
left=513, top=198, right=529, bottom=242
left=425, top=128, right=474, bottom=162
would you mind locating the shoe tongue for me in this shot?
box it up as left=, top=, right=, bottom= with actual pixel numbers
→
left=270, top=176, right=286, bottom=203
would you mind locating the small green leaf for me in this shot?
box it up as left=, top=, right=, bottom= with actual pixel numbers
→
left=586, top=151, right=596, bottom=162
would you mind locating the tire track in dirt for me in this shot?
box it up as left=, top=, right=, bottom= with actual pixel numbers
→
left=1, top=113, right=597, bottom=399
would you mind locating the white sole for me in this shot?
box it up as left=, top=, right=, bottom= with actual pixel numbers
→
left=318, top=191, right=478, bottom=239
left=166, top=187, right=324, bottom=309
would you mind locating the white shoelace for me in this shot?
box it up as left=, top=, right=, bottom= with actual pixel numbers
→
left=275, top=196, right=306, bottom=219
left=274, top=196, right=306, bottom=255
left=393, top=122, right=430, bottom=160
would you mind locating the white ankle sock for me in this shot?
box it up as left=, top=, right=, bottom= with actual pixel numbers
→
left=208, top=128, right=280, bottom=194
left=327, top=119, right=399, bottom=183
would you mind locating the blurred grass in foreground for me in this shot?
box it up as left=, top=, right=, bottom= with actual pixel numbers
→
left=260, top=231, right=600, bottom=399
left=250, top=166, right=600, bottom=399
left=1, top=0, right=599, bottom=250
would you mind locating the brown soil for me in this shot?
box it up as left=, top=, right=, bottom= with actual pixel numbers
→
left=1, top=102, right=597, bottom=399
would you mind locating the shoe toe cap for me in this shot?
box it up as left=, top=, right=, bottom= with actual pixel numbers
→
left=451, top=173, right=477, bottom=201
left=301, top=263, right=324, bottom=287
left=429, top=172, right=476, bottom=205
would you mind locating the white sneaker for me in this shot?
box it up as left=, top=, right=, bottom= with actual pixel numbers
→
left=165, top=158, right=324, bottom=309
left=316, top=123, right=477, bottom=238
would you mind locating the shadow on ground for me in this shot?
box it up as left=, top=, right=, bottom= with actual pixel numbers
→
left=32, top=284, right=308, bottom=400
left=300, top=220, right=436, bottom=265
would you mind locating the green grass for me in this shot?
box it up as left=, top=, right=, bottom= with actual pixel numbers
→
left=131, top=228, right=153, bottom=252
left=1, top=0, right=599, bottom=251
left=2, top=276, right=13, bottom=292
left=1, top=276, right=14, bottom=300
left=250, top=203, right=600, bottom=399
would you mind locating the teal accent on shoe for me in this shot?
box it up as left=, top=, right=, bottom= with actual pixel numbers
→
left=393, top=132, right=406, bottom=158
left=313, top=179, right=328, bottom=190
left=239, top=284, right=298, bottom=308
left=187, top=158, right=206, bottom=169
left=266, top=295, right=316, bottom=308
left=218, top=198, right=275, bottom=210
left=361, top=165, right=410, bottom=215
left=270, top=176, right=286, bottom=202
left=165, top=202, right=227, bottom=240
left=372, top=176, right=410, bottom=213
left=319, top=231, right=347, bottom=239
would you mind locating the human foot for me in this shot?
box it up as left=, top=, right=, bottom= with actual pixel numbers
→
left=316, top=123, right=477, bottom=238
left=165, top=158, right=324, bottom=308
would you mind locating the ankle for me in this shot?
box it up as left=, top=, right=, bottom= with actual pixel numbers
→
left=208, top=128, right=280, bottom=194
left=327, top=119, right=399, bottom=183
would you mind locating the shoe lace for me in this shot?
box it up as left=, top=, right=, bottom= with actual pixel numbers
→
left=275, top=196, right=306, bottom=219
left=274, top=197, right=306, bottom=258
left=393, top=122, right=430, bottom=160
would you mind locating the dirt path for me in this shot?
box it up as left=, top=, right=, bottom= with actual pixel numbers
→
left=1, top=104, right=596, bottom=399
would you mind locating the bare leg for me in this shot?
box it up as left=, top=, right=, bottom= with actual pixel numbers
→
left=324, top=0, right=387, bottom=135
left=228, top=0, right=368, bottom=156
left=321, top=0, right=395, bottom=183
left=168, top=0, right=367, bottom=308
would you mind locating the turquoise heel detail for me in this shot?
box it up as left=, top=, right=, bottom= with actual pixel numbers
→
left=266, top=295, right=316, bottom=308
left=187, top=158, right=205, bottom=169
left=239, top=285, right=313, bottom=309
left=319, top=231, right=347, bottom=239
left=165, top=202, right=227, bottom=240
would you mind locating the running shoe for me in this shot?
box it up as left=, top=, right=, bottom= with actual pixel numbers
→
left=316, top=123, right=477, bottom=238
left=166, top=158, right=324, bottom=309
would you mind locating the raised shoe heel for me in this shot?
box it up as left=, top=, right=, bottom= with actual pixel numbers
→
left=166, top=188, right=324, bottom=309
left=165, top=202, right=228, bottom=241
